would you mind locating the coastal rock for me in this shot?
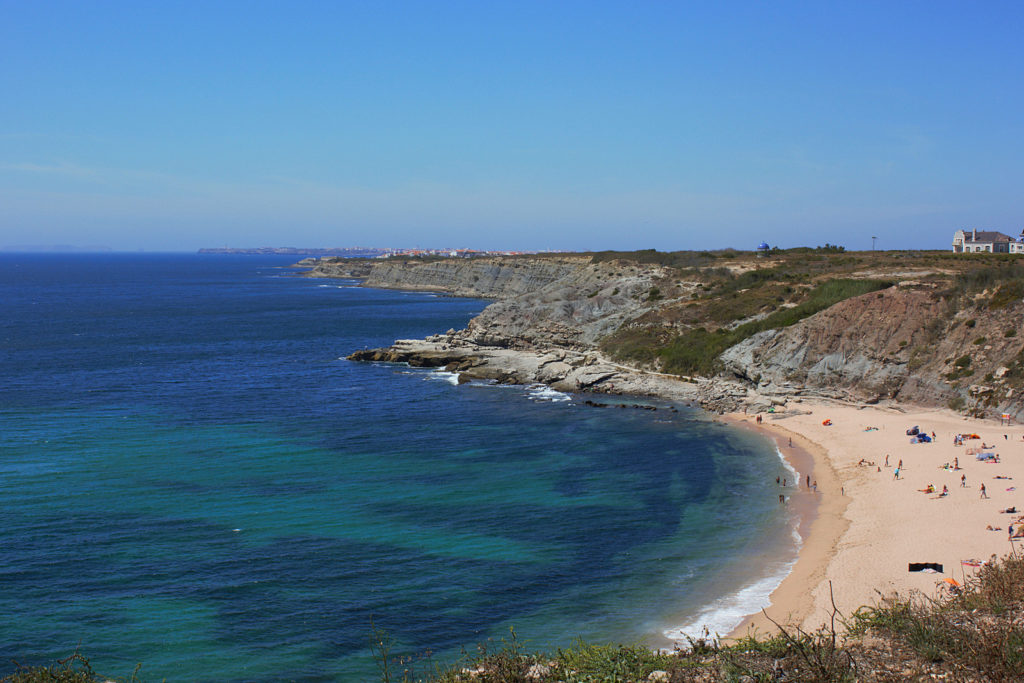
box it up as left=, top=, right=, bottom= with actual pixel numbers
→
left=326, top=254, right=1024, bottom=418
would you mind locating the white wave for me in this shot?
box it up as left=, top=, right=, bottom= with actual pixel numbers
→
left=426, top=370, right=460, bottom=385
left=662, top=554, right=799, bottom=643
left=776, top=445, right=799, bottom=481
left=664, top=447, right=804, bottom=643
left=527, top=384, right=571, bottom=403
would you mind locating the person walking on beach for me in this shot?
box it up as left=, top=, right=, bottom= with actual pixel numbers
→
left=894, top=467, right=900, bottom=480
left=885, top=454, right=889, bottom=467
left=806, top=474, right=810, bottom=488
left=898, top=458, right=903, bottom=470
left=980, top=483, right=988, bottom=499
left=961, top=474, right=967, bottom=487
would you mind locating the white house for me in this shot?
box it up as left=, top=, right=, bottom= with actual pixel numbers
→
left=952, top=229, right=1024, bottom=254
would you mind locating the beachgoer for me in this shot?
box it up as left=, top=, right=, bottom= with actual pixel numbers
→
left=942, top=485, right=948, bottom=495
left=776, top=476, right=780, bottom=485
left=961, top=474, right=967, bottom=487
left=812, top=480, right=817, bottom=492
left=954, top=457, right=958, bottom=469
left=885, top=454, right=889, bottom=467
left=779, top=494, right=784, bottom=503
left=788, top=437, right=792, bottom=447
left=783, top=478, right=787, bottom=487
left=980, top=483, right=988, bottom=499
left=894, top=467, right=900, bottom=480
left=806, top=475, right=810, bottom=488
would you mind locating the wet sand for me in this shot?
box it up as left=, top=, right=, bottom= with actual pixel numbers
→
left=722, top=414, right=850, bottom=638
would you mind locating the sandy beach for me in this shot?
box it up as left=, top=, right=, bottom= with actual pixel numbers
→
left=726, top=401, right=1024, bottom=638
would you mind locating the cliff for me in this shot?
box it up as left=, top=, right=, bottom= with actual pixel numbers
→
left=308, top=251, right=1024, bottom=419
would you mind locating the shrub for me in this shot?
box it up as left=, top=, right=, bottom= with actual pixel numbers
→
left=989, top=280, right=1024, bottom=310
left=658, top=279, right=893, bottom=375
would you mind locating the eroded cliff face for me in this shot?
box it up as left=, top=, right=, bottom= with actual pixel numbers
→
left=308, top=254, right=1024, bottom=417
left=721, top=286, right=1024, bottom=418
left=304, top=256, right=584, bottom=298
left=459, top=260, right=665, bottom=349
left=306, top=255, right=667, bottom=350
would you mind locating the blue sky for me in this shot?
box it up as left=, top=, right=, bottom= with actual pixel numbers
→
left=2, top=1, right=1022, bottom=252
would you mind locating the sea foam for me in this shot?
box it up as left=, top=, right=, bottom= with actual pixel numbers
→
left=427, top=369, right=460, bottom=385
left=662, top=444, right=804, bottom=643
left=526, top=384, right=571, bottom=403
left=662, top=551, right=799, bottom=642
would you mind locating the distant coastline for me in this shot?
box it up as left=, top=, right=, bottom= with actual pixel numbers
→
left=198, top=246, right=388, bottom=257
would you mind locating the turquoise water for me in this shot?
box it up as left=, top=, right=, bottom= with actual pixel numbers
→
left=0, top=254, right=795, bottom=681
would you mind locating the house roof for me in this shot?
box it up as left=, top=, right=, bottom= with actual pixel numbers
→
left=966, top=231, right=1014, bottom=243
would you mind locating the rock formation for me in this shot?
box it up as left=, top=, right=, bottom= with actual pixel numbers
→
left=304, top=253, right=1024, bottom=419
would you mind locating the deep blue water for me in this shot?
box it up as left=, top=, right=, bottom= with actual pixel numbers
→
left=0, top=254, right=795, bottom=681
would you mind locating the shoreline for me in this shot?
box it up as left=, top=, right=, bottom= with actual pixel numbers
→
left=721, top=413, right=851, bottom=639
left=716, top=402, right=1024, bottom=638
left=345, top=328, right=1024, bottom=642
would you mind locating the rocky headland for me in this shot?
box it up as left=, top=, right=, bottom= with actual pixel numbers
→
left=302, top=251, right=1024, bottom=418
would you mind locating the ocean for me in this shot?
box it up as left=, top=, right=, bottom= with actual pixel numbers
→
left=0, top=254, right=798, bottom=681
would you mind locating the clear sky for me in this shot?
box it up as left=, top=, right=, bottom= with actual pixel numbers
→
left=2, top=1, right=1022, bottom=252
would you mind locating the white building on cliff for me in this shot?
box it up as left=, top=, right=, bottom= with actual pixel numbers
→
left=952, top=229, right=1024, bottom=254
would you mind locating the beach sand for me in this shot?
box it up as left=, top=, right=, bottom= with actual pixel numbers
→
left=725, top=402, right=1024, bottom=638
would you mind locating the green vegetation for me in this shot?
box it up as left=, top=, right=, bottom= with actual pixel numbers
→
left=990, top=280, right=1024, bottom=310
left=849, top=553, right=1024, bottom=680
left=1, top=651, right=140, bottom=683
left=606, top=278, right=892, bottom=375
left=945, top=355, right=974, bottom=381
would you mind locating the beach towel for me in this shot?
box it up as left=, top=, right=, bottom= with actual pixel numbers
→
left=908, top=562, right=943, bottom=572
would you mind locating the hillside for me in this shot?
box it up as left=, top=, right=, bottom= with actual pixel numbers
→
left=305, top=250, right=1024, bottom=419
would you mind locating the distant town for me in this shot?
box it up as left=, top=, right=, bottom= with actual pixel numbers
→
left=197, top=246, right=554, bottom=258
